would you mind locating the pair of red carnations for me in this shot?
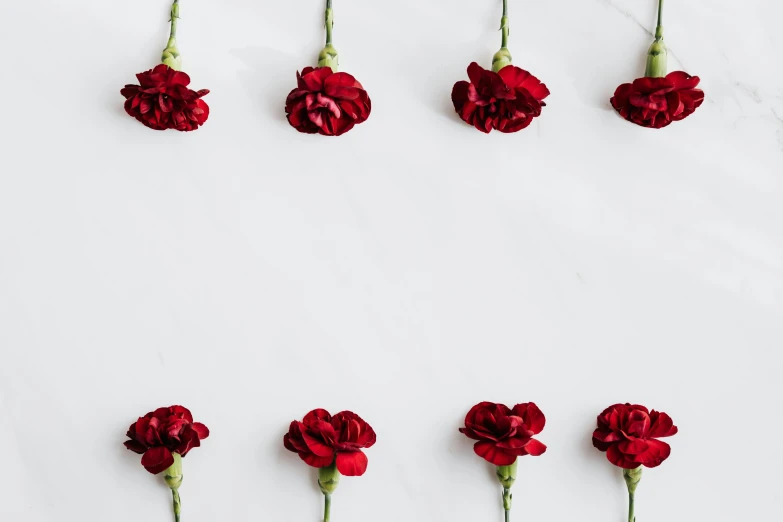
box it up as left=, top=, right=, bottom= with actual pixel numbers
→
left=460, top=401, right=677, bottom=522
left=452, top=0, right=702, bottom=133
left=122, top=405, right=375, bottom=522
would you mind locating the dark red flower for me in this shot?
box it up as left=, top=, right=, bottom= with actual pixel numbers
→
left=459, top=402, right=546, bottom=466
left=124, top=405, right=210, bottom=474
left=610, top=71, right=704, bottom=128
left=285, top=67, right=371, bottom=136
left=121, top=64, right=210, bottom=131
left=592, top=403, right=678, bottom=469
left=284, top=409, right=376, bottom=476
left=452, top=62, right=550, bottom=133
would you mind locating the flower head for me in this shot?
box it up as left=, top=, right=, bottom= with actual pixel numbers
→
left=592, top=403, right=678, bottom=469
left=121, top=64, right=210, bottom=131
left=610, top=72, right=704, bottom=129
left=124, top=405, right=210, bottom=474
left=452, top=63, right=549, bottom=134
left=285, top=67, right=371, bottom=136
left=459, top=401, right=547, bottom=466
left=284, top=409, right=376, bottom=476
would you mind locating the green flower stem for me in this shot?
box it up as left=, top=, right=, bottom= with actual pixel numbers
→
left=497, top=460, right=517, bottom=522
left=318, top=464, right=340, bottom=522
left=644, top=0, right=667, bottom=77
left=325, top=0, right=334, bottom=46
left=324, top=493, right=332, bottom=522
left=623, top=467, right=643, bottom=522
left=318, top=0, right=339, bottom=71
left=164, top=453, right=184, bottom=522
left=492, top=0, right=512, bottom=72
left=501, top=0, right=509, bottom=49
left=169, top=0, right=179, bottom=39
left=161, top=0, right=182, bottom=70
left=172, top=488, right=182, bottom=522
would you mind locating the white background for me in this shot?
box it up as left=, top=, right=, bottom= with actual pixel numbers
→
left=1, top=0, right=782, bottom=521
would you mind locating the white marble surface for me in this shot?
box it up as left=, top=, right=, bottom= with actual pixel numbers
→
left=1, top=0, right=782, bottom=521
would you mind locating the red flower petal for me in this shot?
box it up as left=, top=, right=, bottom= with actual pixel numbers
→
left=521, top=438, right=547, bottom=456
left=606, top=444, right=640, bottom=469
left=300, top=67, right=333, bottom=92
left=666, top=71, right=700, bottom=90
left=191, top=422, right=210, bottom=439
left=618, top=438, right=649, bottom=455
left=636, top=439, right=671, bottom=468
left=335, top=450, right=368, bottom=476
left=124, top=440, right=147, bottom=454
left=303, top=431, right=336, bottom=458
left=141, top=447, right=175, bottom=475
left=511, top=403, right=546, bottom=435
left=466, top=62, right=485, bottom=86
left=473, top=441, right=517, bottom=466
left=324, top=72, right=363, bottom=100
left=299, top=452, right=335, bottom=468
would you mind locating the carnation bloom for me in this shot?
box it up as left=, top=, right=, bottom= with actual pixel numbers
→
left=610, top=0, right=703, bottom=128
left=120, top=0, right=209, bottom=132
left=459, top=401, right=547, bottom=466
left=610, top=71, right=703, bottom=129
left=124, top=403, right=209, bottom=522
left=284, top=405, right=376, bottom=522
left=592, top=402, right=678, bottom=522
left=592, top=403, right=678, bottom=469
left=460, top=400, right=546, bottom=522
left=451, top=0, right=549, bottom=133
left=121, top=65, right=209, bottom=131
left=285, top=0, right=370, bottom=137
left=452, top=62, right=549, bottom=133
left=124, top=405, right=210, bottom=474
left=284, top=408, right=376, bottom=476
left=285, top=67, right=371, bottom=136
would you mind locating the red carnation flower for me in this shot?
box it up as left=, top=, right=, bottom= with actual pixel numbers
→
left=285, top=67, right=371, bottom=136
left=121, top=64, right=209, bottom=132
left=452, top=62, right=549, bottom=134
left=284, top=408, right=376, bottom=476
left=611, top=0, right=703, bottom=129
left=459, top=401, right=547, bottom=466
left=610, top=72, right=704, bottom=129
left=592, top=403, right=678, bottom=469
left=124, top=405, right=210, bottom=474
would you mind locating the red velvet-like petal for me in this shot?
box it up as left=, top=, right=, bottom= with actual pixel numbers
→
left=300, top=67, right=332, bottom=92
left=618, top=438, right=649, bottom=455
left=632, top=77, right=673, bottom=95
left=335, top=450, right=368, bottom=476
left=512, top=403, right=546, bottom=435
left=466, top=62, right=485, bottom=87
left=629, top=92, right=667, bottom=111
left=170, top=70, right=192, bottom=87
left=636, top=439, right=671, bottom=468
left=302, top=430, right=336, bottom=458
left=606, top=444, right=640, bottom=469
left=474, top=441, right=517, bottom=466
left=299, top=451, right=335, bottom=468
left=141, top=447, right=175, bottom=475
left=497, top=67, right=550, bottom=102
left=667, top=71, right=700, bottom=90
left=124, top=440, right=147, bottom=454
left=324, top=73, right=363, bottom=100
left=191, top=422, right=210, bottom=439
left=521, top=438, right=547, bottom=456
